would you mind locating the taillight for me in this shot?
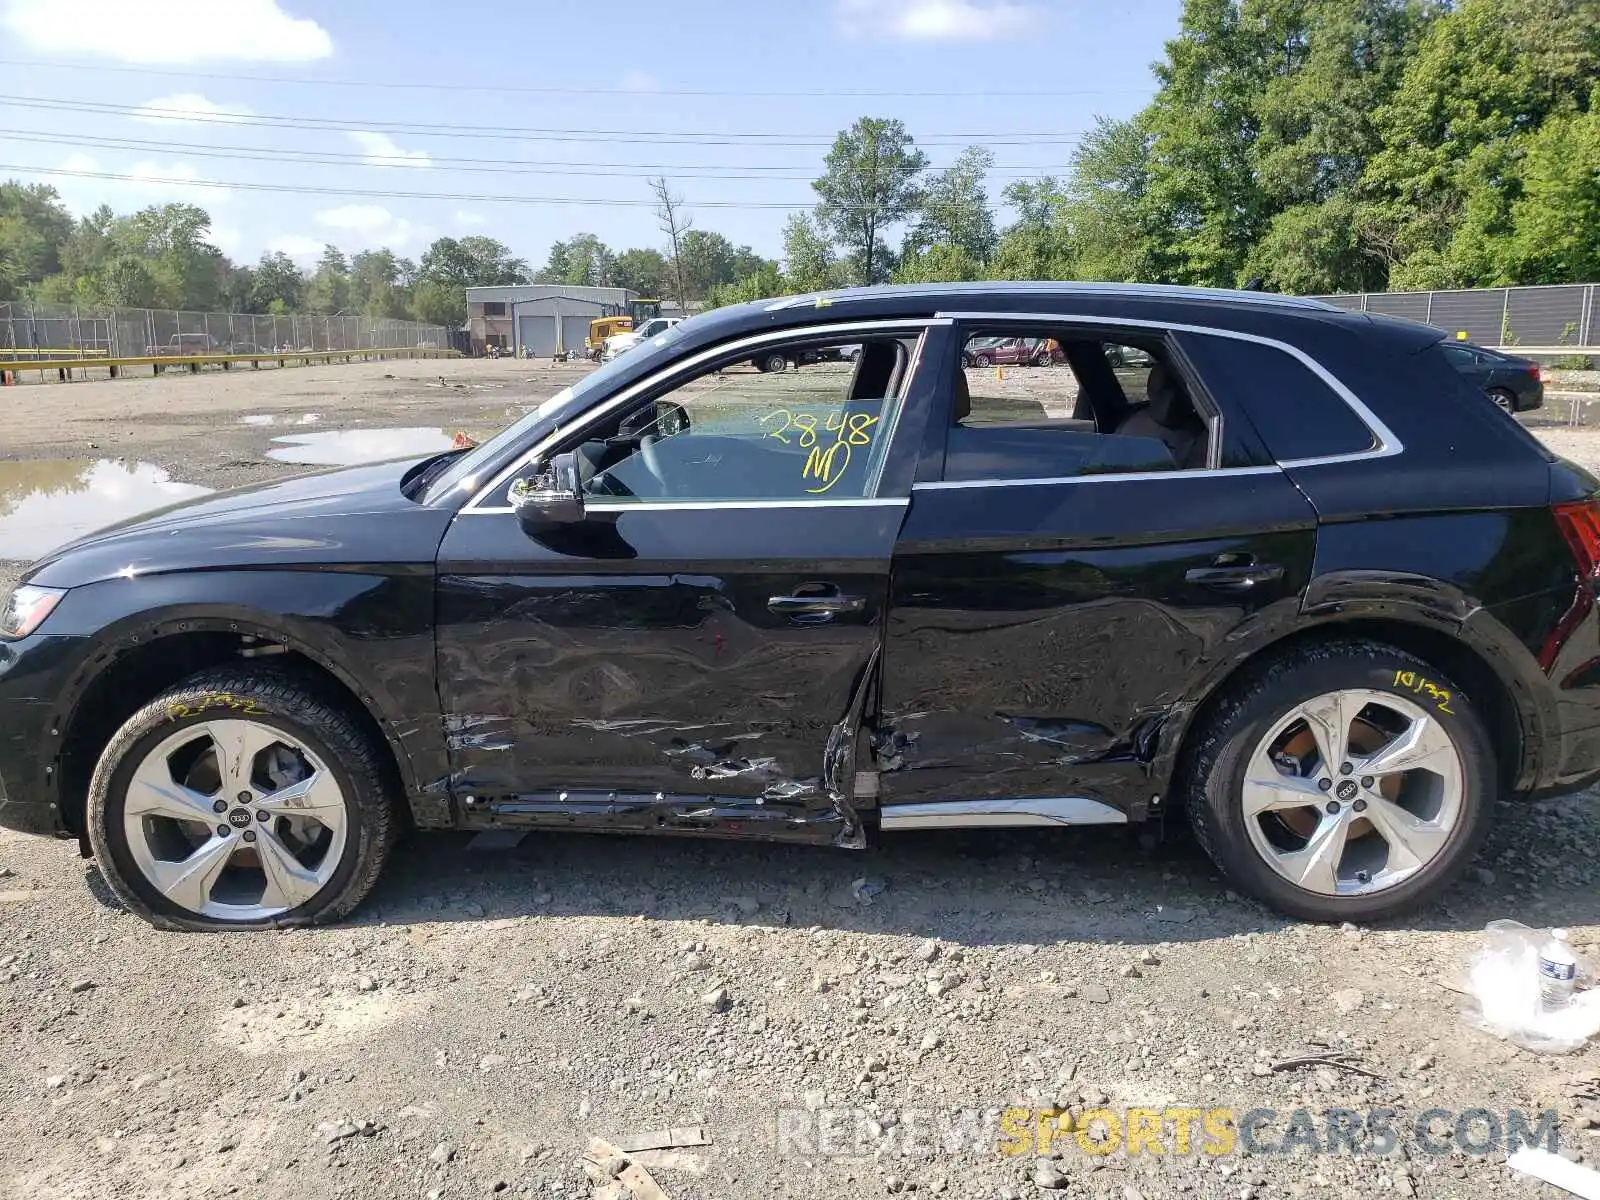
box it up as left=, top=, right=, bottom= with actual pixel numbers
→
left=1529, top=363, right=1544, bottom=382
left=1553, top=500, right=1600, bottom=580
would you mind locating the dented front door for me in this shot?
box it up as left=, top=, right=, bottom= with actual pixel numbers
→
left=432, top=502, right=905, bottom=842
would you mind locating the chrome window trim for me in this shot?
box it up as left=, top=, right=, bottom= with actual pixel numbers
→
left=463, top=317, right=948, bottom=515
left=935, top=310, right=1403, bottom=469
left=584, top=498, right=910, bottom=512
left=914, top=465, right=1283, bottom=492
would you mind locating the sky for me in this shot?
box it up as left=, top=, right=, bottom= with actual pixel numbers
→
left=0, top=0, right=1183, bottom=272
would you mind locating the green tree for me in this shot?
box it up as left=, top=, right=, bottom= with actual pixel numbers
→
left=249, top=251, right=306, bottom=313
left=1059, top=116, right=1164, bottom=282
left=705, top=261, right=786, bottom=308
left=893, top=243, right=985, bottom=284
left=993, top=178, right=1069, bottom=279
left=306, top=245, right=351, bottom=314
left=0, top=181, right=73, bottom=296
left=1363, top=0, right=1600, bottom=287
left=904, top=146, right=997, bottom=265
left=1504, top=100, right=1600, bottom=282
left=349, top=249, right=408, bottom=317
left=781, top=212, right=845, bottom=293
left=612, top=247, right=669, bottom=296
left=812, top=117, right=928, bottom=284
left=538, top=233, right=613, bottom=286
left=409, top=278, right=465, bottom=328
left=419, top=236, right=529, bottom=289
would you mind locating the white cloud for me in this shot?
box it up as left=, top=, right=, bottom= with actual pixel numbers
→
left=454, top=210, right=486, bottom=227
left=265, top=234, right=325, bottom=262
left=834, top=0, right=1036, bottom=40
left=56, top=152, right=232, bottom=208
left=313, top=204, right=421, bottom=250
left=347, top=131, right=432, bottom=169
left=132, top=92, right=254, bottom=125
left=209, top=224, right=242, bottom=254
left=1, top=0, right=333, bottom=63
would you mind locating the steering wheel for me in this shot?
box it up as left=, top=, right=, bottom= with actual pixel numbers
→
left=638, top=434, right=668, bottom=494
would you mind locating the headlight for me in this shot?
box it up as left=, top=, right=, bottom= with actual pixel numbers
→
left=0, top=586, right=66, bottom=640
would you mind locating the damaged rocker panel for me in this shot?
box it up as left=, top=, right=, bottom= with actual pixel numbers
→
left=876, top=796, right=1129, bottom=830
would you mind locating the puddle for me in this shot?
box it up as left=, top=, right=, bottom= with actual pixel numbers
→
left=266, top=427, right=458, bottom=466
left=0, top=460, right=212, bottom=561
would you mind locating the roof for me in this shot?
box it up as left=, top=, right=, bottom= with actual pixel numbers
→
left=762, top=281, right=1337, bottom=313
left=465, top=284, right=636, bottom=305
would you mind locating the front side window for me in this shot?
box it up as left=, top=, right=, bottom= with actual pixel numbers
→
left=572, top=337, right=912, bottom=503
left=947, top=329, right=1211, bottom=481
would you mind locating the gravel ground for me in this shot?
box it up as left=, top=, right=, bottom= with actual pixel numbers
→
left=3, top=360, right=1600, bottom=1200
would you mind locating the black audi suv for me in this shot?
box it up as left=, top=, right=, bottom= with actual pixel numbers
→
left=2, top=282, right=1597, bottom=930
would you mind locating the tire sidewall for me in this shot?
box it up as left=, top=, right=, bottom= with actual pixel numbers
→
left=1196, top=650, right=1494, bottom=922
left=88, top=687, right=369, bottom=930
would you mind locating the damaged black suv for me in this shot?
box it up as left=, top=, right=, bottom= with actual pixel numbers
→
left=3, top=282, right=1598, bottom=929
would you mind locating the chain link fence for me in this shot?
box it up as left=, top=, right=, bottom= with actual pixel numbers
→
left=0, top=302, right=449, bottom=358
left=1308, top=284, right=1598, bottom=349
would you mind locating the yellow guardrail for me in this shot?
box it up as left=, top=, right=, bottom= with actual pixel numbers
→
left=0, top=345, right=460, bottom=382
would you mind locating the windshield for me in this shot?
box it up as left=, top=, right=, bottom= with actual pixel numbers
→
left=422, top=322, right=690, bottom=502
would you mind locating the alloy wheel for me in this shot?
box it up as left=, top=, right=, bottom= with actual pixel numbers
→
left=1241, top=689, right=1463, bottom=897
left=121, top=719, right=348, bottom=920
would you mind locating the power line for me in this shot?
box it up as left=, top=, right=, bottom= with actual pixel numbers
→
left=0, top=128, right=1071, bottom=180
left=0, top=94, right=1090, bottom=147
left=0, top=57, right=1150, bottom=100
left=0, top=162, right=856, bottom=209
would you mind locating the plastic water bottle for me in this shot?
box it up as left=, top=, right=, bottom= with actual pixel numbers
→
left=1539, top=928, right=1578, bottom=1012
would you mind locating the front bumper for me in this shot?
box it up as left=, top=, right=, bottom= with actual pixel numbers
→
left=0, top=632, right=91, bottom=837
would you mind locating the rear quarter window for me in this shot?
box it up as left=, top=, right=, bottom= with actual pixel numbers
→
left=1180, top=333, right=1376, bottom=462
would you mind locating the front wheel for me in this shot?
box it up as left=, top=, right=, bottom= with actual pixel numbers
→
left=86, top=667, right=399, bottom=931
left=1182, top=641, right=1493, bottom=922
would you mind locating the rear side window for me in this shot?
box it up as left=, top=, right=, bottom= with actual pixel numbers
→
left=1180, top=334, right=1375, bottom=462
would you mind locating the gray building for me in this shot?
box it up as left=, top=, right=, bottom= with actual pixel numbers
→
left=464, top=284, right=637, bottom=357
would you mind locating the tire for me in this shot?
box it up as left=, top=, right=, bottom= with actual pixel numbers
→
left=1489, top=387, right=1516, bottom=412
left=759, top=353, right=788, bottom=374
left=973, top=353, right=992, bottom=367
left=86, top=666, right=399, bottom=932
left=1181, top=639, right=1494, bottom=923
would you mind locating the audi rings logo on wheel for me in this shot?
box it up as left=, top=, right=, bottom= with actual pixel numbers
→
left=227, top=808, right=253, bottom=829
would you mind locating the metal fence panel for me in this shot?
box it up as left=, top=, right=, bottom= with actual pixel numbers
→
left=0, top=302, right=448, bottom=357
left=1308, top=284, right=1599, bottom=347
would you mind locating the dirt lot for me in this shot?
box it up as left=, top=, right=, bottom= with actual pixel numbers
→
left=4, top=360, right=1600, bottom=1200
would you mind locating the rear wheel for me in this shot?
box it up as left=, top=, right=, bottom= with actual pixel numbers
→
left=86, top=667, right=399, bottom=931
left=973, top=353, right=992, bottom=367
left=1182, top=640, right=1493, bottom=922
left=758, top=352, right=788, bottom=373
left=1489, top=387, right=1516, bottom=412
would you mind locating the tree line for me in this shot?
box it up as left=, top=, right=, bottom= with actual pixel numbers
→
left=1, top=0, right=1596, bottom=322
left=0, top=188, right=527, bottom=327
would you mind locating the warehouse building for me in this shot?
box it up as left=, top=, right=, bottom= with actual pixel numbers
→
left=464, top=284, right=637, bottom=357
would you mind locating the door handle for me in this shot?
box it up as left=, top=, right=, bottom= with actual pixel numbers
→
left=1184, top=562, right=1285, bottom=591
left=767, top=590, right=866, bottom=616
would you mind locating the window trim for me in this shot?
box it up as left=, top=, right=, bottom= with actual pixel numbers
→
left=462, top=317, right=947, bottom=514
left=933, top=310, right=1403, bottom=472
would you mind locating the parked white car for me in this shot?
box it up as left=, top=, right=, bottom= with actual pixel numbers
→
left=602, top=316, right=684, bottom=361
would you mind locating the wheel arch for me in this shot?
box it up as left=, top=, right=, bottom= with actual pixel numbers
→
left=53, top=615, right=420, bottom=838
left=1154, top=613, right=1540, bottom=808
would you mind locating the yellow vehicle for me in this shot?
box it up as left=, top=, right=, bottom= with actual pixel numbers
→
left=585, top=315, right=633, bottom=361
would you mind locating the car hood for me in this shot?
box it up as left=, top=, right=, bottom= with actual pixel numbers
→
left=25, top=458, right=456, bottom=590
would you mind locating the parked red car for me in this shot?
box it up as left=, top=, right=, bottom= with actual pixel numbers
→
left=963, top=336, right=1063, bottom=367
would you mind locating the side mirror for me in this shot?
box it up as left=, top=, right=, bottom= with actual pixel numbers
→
left=512, top=452, right=585, bottom=531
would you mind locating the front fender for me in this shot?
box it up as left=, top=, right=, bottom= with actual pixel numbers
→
left=46, top=567, right=448, bottom=822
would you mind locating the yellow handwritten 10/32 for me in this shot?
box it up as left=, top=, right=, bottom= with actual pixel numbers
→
left=759, top=408, right=880, bottom=494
